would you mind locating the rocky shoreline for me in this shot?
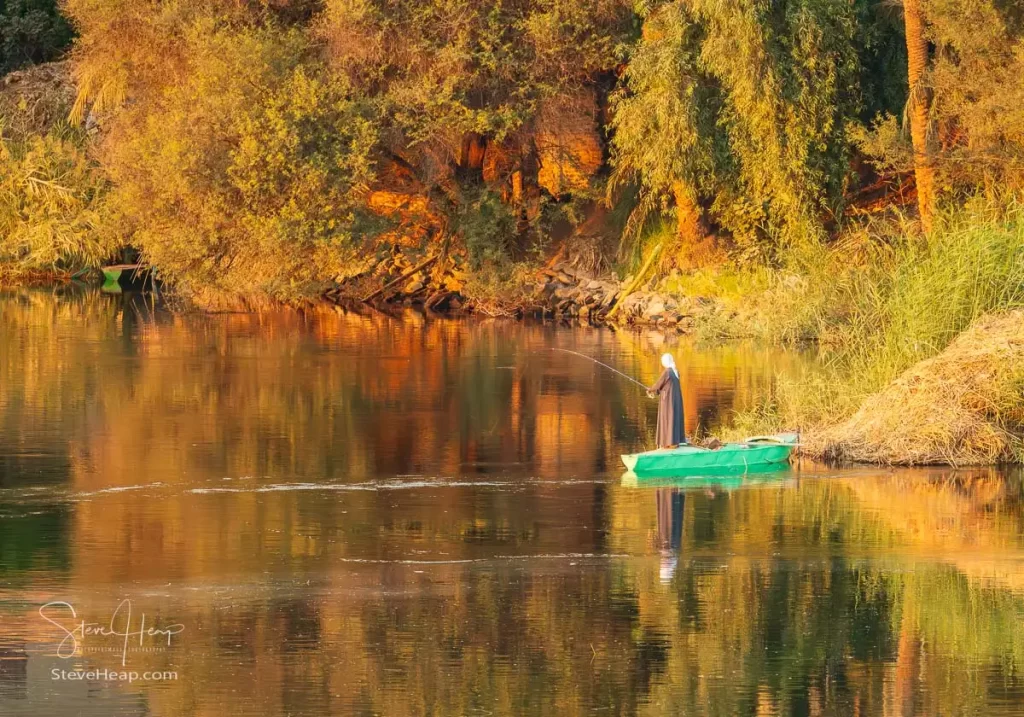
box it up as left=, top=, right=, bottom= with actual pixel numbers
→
left=531, top=263, right=720, bottom=330
left=324, top=255, right=727, bottom=332
left=2, top=261, right=730, bottom=333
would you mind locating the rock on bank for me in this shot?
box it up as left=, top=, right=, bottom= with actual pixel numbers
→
left=331, top=254, right=725, bottom=332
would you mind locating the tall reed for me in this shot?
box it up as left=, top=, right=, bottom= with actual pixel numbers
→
left=730, top=203, right=1024, bottom=445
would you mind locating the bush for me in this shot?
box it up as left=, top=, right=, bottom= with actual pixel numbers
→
left=0, top=124, right=112, bottom=269
left=91, top=23, right=378, bottom=301
left=458, top=189, right=521, bottom=269
left=0, top=0, right=74, bottom=73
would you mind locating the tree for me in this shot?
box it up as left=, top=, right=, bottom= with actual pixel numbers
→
left=0, top=0, right=74, bottom=74
left=609, top=3, right=719, bottom=249
left=63, top=0, right=636, bottom=296
left=924, top=0, right=1024, bottom=197
left=318, top=0, right=635, bottom=230
left=612, top=0, right=870, bottom=260
left=65, top=0, right=379, bottom=300
left=902, top=0, right=936, bottom=234
left=857, top=0, right=1024, bottom=217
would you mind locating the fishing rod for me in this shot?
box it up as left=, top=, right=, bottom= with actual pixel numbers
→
left=550, top=348, right=649, bottom=391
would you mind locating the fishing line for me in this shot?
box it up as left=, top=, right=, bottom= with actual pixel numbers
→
left=520, top=348, right=654, bottom=453
left=549, top=348, right=649, bottom=391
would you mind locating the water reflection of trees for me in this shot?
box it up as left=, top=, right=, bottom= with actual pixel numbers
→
left=0, top=289, right=795, bottom=489
left=0, top=469, right=1001, bottom=715
left=3, top=291, right=1024, bottom=713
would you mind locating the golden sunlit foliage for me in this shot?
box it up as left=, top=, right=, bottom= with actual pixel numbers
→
left=64, top=2, right=379, bottom=299
left=857, top=0, right=1024, bottom=197
left=2, top=0, right=1024, bottom=308
left=611, top=0, right=897, bottom=257
left=0, top=124, right=110, bottom=268
left=48, top=0, right=636, bottom=298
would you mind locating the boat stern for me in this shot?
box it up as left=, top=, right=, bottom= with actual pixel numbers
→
left=621, top=452, right=640, bottom=471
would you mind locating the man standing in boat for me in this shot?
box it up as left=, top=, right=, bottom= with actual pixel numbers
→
left=647, top=353, right=685, bottom=448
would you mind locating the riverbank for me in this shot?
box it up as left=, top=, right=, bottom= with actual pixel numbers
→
left=4, top=58, right=1024, bottom=466
left=317, top=208, right=1024, bottom=467
left=717, top=207, right=1024, bottom=465
left=807, top=310, right=1024, bottom=465
left=321, top=250, right=729, bottom=334
left=5, top=243, right=1024, bottom=469
left=10, top=201, right=1022, bottom=468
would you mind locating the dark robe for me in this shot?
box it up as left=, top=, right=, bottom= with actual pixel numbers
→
left=656, top=489, right=684, bottom=550
left=650, top=368, right=684, bottom=447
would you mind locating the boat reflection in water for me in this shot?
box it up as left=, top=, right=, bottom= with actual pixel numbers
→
left=620, top=465, right=797, bottom=491
left=625, top=468, right=798, bottom=584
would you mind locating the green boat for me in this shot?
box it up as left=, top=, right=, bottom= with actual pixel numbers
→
left=620, top=466, right=793, bottom=492
left=101, top=264, right=151, bottom=292
left=621, top=433, right=797, bottom=477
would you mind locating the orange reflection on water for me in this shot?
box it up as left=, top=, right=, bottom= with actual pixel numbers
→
left=3, top=289, right=1024, bottom=715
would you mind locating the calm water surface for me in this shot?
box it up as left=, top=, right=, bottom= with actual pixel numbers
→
left=1, top=288, right=1023, bottom=716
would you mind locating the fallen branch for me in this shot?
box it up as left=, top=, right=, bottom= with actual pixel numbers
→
left=425, top=291, right=455, bottom=311
left=361, top=254, right=438, bottom=304
left=606, top=242, right=662, bottom=319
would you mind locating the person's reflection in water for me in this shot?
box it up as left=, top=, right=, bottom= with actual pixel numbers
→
left=656, top=488, right=684, bottom=584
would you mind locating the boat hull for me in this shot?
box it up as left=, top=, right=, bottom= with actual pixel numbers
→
left=621, top=442, right=794, bottom=477
left=101, top=264, right=152, bottom=292
left=620, top=466, right=792, bottom=492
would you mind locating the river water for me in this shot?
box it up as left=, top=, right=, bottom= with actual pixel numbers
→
left=1, top=287, right=1023, bottom=716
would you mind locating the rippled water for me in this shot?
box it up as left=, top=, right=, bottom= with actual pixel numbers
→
left=1, top=288, right=1023, bottom=716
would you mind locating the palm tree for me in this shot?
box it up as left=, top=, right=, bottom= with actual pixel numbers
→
left=902, top=0, right=936, bottom=234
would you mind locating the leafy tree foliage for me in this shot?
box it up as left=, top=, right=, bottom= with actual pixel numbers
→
left=0, top=125, right=110, bottom=268
left=59, top=0, right=634, bottom=295
left=857, top=0, right=1024, bottom=204
left=88, top=22, right=377, bottom=299
left=612, top=0, right=906, bottom=258
left=320, top=0, right=631, bottom=126
left=317, top=0, right=634, bottom=218
left=921, top=0, right=1024, bottom=194
left=3, top=0, right=1022, bottom=293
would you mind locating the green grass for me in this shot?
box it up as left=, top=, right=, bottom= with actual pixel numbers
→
left=720, top=202, right=1024, bottom=441
left=816, top=204, right=1024, bottom=410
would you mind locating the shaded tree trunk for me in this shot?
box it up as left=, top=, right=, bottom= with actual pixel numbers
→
left=902, top=0, right=936, bottom=234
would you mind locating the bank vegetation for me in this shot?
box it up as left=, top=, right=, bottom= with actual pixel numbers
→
left=2, top=0, right=1024, bottom=463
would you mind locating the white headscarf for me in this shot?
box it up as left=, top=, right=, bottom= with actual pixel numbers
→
left=660, top=555, right=678, bottom=584
left=661, top=353, right=679, bottom=378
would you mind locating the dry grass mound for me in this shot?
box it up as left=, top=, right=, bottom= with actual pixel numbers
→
left=808, top=310, right=1024, bottom=465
